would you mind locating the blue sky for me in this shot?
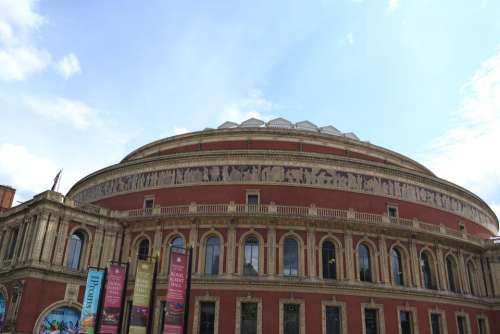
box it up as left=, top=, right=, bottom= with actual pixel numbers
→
left=0, top=0, right=499, bottom=219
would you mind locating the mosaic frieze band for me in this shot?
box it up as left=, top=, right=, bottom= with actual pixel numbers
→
left=71, top=165, right=495, bottom=229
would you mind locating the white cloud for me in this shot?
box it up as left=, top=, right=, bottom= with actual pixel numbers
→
left=25, top=96, right=98, bottom=129
left=388, top=0, right=400, bottom=13
left=422, top=47, right=500, bottom=219
left=220, top=89, right=276, bottom=124
left=173, top=127, right=188, bottom=135
left=0, top=0, right=81, bottom=81
left=0, top=46, right=51, bottom=80
left=0, top=143, right=58, bottom=194
left=56, top=53, right=81, bottom=79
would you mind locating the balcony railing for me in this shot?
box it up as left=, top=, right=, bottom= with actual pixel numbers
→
left=118, top=202, right=487, bottom=245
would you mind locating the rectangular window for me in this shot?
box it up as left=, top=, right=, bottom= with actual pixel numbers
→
left=400, top=311, right=412, bottom=334
left=144, top=198, right=154, bottom=209
left=284, top=304, right=300, bottom=334
left=199, top=302, right=215, bottom=334
left=325, top=306, right=341, bottom=334
left=430, top=313, right=442, bottom=334
left=364, top=309, right=378, bottom=334
left=388, top=206, right=398, bottom=218
left=478, top=318, right=488, bottom=334
left=247, top=194, right=259, bottom=205
left=240, top=302, right=258, bottom=334
left=457, top=315, right=467, bottom=334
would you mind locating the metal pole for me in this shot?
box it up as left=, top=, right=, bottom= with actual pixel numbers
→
left=183, top=247, right=193, bottom=334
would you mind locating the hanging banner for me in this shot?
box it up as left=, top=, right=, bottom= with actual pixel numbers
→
left=163, top=250, right=188, bottom=334
left=129, top=260, right=154, bottom=334
left=0, top=293, right=5, bottom=334
left=98, top=264, right=127, bottom=334
left=80, top=269, right=105, bottom=334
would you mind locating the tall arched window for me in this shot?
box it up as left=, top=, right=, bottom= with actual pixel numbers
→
left=283, top=238, right=299, bottom=277
left=244, top=237, right=259, bottom=276
left=138, top=239, right=150, bottom=261
left=358, top=243, right=372, bottom=282
left=446, top=256, right=459, bottom=293
left=391, top=248, right=404, bottom=286
left=170, top=236, right=184, bottom=252
left=421, top=251, right=435, bottom=289
left=66, top=231, right=84, bottom=270
left=467, top=261, right=476, bottom=295
left=204, top=236, right=220, bottom=275
left=322, top=240, right=337, bottom=279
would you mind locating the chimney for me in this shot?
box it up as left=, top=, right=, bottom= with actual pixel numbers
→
left=0, top=185, right=16, bottom=212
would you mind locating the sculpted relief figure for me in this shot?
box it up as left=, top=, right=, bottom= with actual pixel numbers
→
left=71, top=164, right=493, bottom=228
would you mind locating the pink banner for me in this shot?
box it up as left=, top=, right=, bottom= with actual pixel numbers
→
left=163, top=251, right=188, bottom=334
left=98, top=264, right=127, bottom=334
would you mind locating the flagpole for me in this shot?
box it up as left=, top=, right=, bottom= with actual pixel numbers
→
left=57, top=169, right=63, bottom=193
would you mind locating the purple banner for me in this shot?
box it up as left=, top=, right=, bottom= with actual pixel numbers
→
left=99, top=264, right=127, bottom=334
left=163, top=251, right=187, bottom=334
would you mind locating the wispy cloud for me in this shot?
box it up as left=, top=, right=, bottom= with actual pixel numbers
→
left=219, top=89, right=277, bottom=124
left=388, top=0, right=400, bottom=13
left=422, top=47, right=500, bottom=219
left=0, top=0, right=81, bottom=81
left=25, top=96, right=98, bottom=129
left=56, top=52, right=81, bottom=79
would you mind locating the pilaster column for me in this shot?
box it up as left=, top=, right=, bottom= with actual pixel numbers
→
left=458, top=250, right=468, bottom=294
left=226, top=224, right=236, bottom=275
left=113, top=231, right=123, bottom=262
left=435, top=245, right=447, bottom=290
left=100, top=231, right=115, bottom=267
left=90, top=228, right=104, bottom=267
left=41, top=216, right=59, bottom=263
left=409, top=239, right=421, bottom=288
left=378, top=236, right=389, bottom=284
left=30, top=212, right=50, bottom=262
left=307, top=226, right=316, bottom=279
left=121, top=231, right=132, bottom=263
left=153, top=225, right=162, bottom=258
left=481, top=257, right=493, bottom=297
left=188, top=223, right=198, bottom=273
left=267, top=226, right=276, bottom=276
left=52, top=220, right=69, bottom=266
left=344, top=231, right=354, bottom=281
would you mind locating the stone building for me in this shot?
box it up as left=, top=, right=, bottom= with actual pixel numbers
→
left=1, top=118, right=500, bottom=334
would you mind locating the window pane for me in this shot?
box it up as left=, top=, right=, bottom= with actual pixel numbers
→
left=400, top=311, right=412, bottom=334
left=447, top=257, right=457, bottom=292
left=241, top=302, right=257, bottom=334
left=284, top=238, right=298, bottom=277
left=391, top=249, right=404, bottom=286
left=66, top=232, right=83, bottom=270
left=138, top=239, right=149, bottom=260
left=325, top=306, right=340, bottom=334
left=421, top=253, right=434, bottom=289
left=457, top=316, right=466, bottom=334
left=244, top=238, right=259, bottom=276
left=284, top=304, right=300, bottom=334
left=205, top=237, right=220, bottom=275
left=430, top=314, right=441, bottom=334
left=478, top=319, right=487, bottom=334
left=322, top=241, right=337, bottom=279
left=364, top=309, right=378, bottom=334
left=247, top=194, right=259, bottom=205
left=359, top=244, right=372, bottom=282
left=7, top=228, right=19, bottom=259
left=199, top=302, right=215, bottom=334
left=467, top=263, right=475, bottom=295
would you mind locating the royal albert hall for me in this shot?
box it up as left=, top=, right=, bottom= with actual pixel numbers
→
left=1, top=117, right=500, bottom=334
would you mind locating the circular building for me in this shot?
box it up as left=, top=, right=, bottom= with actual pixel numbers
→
left=0, top=117, right=499, bottom=334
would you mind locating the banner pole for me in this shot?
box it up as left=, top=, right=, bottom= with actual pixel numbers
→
left=182, top=247, right=193, bottom=334
left=116, top=261, right=129, bottom=334
left=95, top=267, right=107, bottom=334
left=147, top=256, right=158, bottom=333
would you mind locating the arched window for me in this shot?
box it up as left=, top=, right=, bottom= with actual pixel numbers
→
left=37, top=305, right=80, bottom=333
left=243, top=237, right=259, bottom=276
left=358, top=243, right=372, bottom=282
left=66, top=231, right=84, bottom=270
left=204, top=236, right=220, bottom=275
left=391, top=248, right=404, bottom=286
left=283, top=238, right=299, bottom=277
left=170, top=236, right=184, bottom=253
left=138, top=239, right=150, bottom=260
left=446, top=256, right=459, bottom=293
left=0, top=293, right=6, bottom=330
left=420, top=251, right=435, bottom=289
left=467, top=261, right=476, bottom=295
left=322, top=240, right=337, bottom=279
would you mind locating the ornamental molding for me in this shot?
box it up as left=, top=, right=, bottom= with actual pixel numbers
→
left=70, top=160, right=496, bottom=232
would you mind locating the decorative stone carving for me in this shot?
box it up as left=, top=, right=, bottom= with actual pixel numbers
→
left=71, top=164, right=494, bottom=230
